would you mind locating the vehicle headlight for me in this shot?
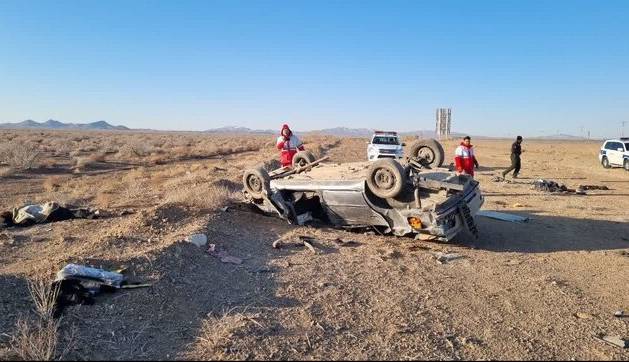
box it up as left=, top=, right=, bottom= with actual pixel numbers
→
left=408, top=217, right=422, bottom=229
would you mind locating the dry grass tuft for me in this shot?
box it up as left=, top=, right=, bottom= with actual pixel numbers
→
left=9, top=278, right=66, bottom=361
left=194, top=308, right=260, bottom=358
left=163, top=184, right=235, bottom=210
left=43, top=176, right=67, bottom=193
left=11, top=318, right=60, bottom=361
left=27, top=278, right=60, bottom=322
left=0, top=141, right=41, bottom=170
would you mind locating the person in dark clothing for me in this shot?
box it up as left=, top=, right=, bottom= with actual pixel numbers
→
left=502, top=136, right=524, bottom=178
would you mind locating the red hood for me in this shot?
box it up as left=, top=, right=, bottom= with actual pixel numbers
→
left=281, top=124, right=291, bottom=136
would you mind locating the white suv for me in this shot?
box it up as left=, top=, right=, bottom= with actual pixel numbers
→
left=599, top=138, right=629, bottom=171
left=367, top=131, right=405, bottom=161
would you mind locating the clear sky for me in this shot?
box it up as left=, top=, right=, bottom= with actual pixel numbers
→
left=1, top=0, right=627, bottom=137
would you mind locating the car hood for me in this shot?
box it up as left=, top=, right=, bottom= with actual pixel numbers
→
left=372, top=144, right=403, bottom=150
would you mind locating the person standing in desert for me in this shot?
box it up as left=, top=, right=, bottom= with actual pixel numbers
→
left=502, top=136, right=524, bottom=178
left=276, top=123, right=305, bottom=168
left=454, top=136, right=479, bottom=177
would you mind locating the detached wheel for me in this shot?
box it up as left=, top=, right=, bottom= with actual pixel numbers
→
left=601, top=156, right=611, bottom=169
left=243, top=166, right=270, bottom=199
left=292, top=150, right=316, bottom=168
left=409, top=139, right=445, bottom=168
left=366, top=159, right=405, bottom=199
left=624, top=159, right=629, bottom=171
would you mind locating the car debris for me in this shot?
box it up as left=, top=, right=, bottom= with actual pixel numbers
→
left=207, top=246, right=243, bottom=264
left=0, top=202, right=100, bottom=228
left=614, top=310, right=626, bottom=318
left=433, top=252, right=465, bottom=264
left=533, top=179, right=574, bottom=193
left=272, top=238, right=283, bottom=249
left=53, top=264, right=150, bottom=317
left=301, top=239, right=317, bottom=253
left=477, top=210, right=529, bottom=223
left=333, top=238, right=359, bottom=247
left=243, top=139, right=484, bottom=242
left=577, top=185, right=610, bottom=191
left=595, top=334, right=628, bottom=349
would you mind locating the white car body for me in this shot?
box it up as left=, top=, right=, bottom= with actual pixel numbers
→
left=367, top=131, right=404, bottom=161
left=599, top=138, right=629, bottom=170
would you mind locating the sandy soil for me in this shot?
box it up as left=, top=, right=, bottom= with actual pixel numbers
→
left=0, top=131, right=627, bottom=360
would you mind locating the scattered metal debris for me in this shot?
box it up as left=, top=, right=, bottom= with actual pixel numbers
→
left=53, top=264, right=150, bottom=317
left=577, top=185, right=610, bottom=191
left=477, top=210, right=529, bottom=223
left=299, top=236, right=317, bottom=254
left=0, top=202, right=100, bottom=228
left=207, top=247, right=243, bottom=264
left=333, top=238, right=359, bottom=246
left=614, top=310, right=626, bottom=318
left=595, top=335, right=628, bottom=349
left=433, top=252, right=465, bottom=264
left=272, top=238, right=283, bottom=249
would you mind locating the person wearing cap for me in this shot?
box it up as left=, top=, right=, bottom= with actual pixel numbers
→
left=276, top=123, right=305, bottom=167
left=502, top=136, right=524, bottom=178
left=454, top=136, right=480, bottom=177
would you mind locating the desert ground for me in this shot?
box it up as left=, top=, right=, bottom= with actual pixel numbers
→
left=0, top=130, right=627, bottom=360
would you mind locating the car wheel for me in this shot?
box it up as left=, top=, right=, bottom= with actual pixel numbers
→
left=292, top=150, right=316, bottom=168
left=243, top=166, right=271, bottom=199
left=366, top=159, right=405, bottom=199
left=601, top=156, right=611, bottom=169
left=409, top=139, right=445, bottom=168
left=624, top=159, right=629, bottom=171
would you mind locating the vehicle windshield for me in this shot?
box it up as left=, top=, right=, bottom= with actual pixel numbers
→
left=625, top=143, right=629, bottom=151
left=372, top=136, right=400, bottom=145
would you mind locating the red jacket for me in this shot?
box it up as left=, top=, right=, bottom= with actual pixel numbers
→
left=276, top=124, right=304, bottom=167
left=454, top=143, right=478, bottom=176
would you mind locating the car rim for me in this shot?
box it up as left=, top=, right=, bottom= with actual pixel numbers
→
left=374, top=168, right=395, bottom=190
left=297, top=159, right=307, bottom=167
left=247, top=174, right=262, bottom=193
left=417, top=147, right=435, bottom=162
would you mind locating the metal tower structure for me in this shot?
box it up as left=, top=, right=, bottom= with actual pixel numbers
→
left=436, top=108, right=452, bottom=140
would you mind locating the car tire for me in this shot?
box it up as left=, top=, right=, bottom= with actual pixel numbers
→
left=292, top=150, right=316, bottom=168
left=243, top=166, right=271, bottom=199
left=601, top=156, right=611, bottom=169
left=624, top=159, right=629, bottom=171
left=409, top=139, right=445, bottom=168
left=366, top=159, right=405, bottom=199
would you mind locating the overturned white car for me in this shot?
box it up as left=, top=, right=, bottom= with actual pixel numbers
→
left=243, top=139, right=483, bottom=241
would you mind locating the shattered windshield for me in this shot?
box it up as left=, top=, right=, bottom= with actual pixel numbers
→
left=372, top=136, right=400, bottom=145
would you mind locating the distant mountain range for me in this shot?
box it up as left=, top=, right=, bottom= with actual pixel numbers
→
left=0, top=119, right=129, bottom=131
left=530, top=133, right=586, bottom=140
left=205, top=126, right=436, bottom=137
left=204, top=126, right=276, bottom=135
left=205, top=126, right=466, bottom=139
left=0, top=121, right=591, bottom=140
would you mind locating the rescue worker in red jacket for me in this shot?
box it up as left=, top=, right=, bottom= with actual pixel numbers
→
left=276, top=124, right=304, bottom=167
left=454, top=136, right=480, bottom=177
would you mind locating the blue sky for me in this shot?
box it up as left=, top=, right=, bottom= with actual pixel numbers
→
left=0, top=0, right=627, bottom=137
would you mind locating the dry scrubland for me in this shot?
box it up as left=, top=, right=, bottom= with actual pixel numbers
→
left=0, top=130, right=627, bottom=360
